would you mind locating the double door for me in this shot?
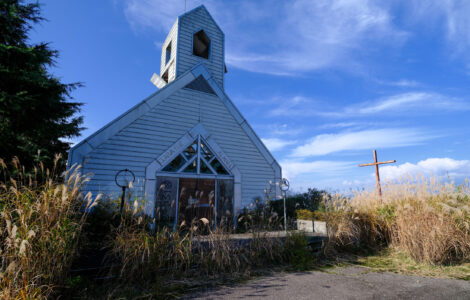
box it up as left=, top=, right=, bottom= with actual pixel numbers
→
left=154, top=176, right=234, bottom=230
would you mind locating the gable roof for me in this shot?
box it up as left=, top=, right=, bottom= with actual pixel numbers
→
left=178, top=5, right=224, bottom=37
left=68, top=63, right=281, bottom=177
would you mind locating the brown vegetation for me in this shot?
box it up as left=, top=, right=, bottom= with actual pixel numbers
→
left=325, top=175, right=470, bottom=265
left=0, top=156, right=99, bottom=299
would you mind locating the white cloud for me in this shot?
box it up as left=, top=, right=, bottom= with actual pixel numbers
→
left=121, top=0, right=406, bottom=75
left=292, top=128, right=436, bottom=157
left=268, top=92, right=469, bottom=118
left=281, top=160, right=353, bottom=180
left=261, top=138, right=296, bottom=152
left=406, top=1, right=470, bottom=56
left=351, top=92, right=470, bottom=115
left=380, top=157, right=470, bottom=181
left=376, top=79, right=420, bottom=87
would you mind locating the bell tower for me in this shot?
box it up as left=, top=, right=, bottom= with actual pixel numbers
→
left=151, top=5, right=225, bottom=90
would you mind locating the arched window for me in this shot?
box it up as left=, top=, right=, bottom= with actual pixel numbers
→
left=193, top=30, right=210, bottom=59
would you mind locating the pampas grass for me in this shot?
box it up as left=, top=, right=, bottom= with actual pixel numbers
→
left=325, top=175, right=470, bottom=265
left=0, top=155, right=99, bottom=299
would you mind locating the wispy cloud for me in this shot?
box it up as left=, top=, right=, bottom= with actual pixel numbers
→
left=375, top=79, right=420, bottom=87
left=406, top=1, right=470, bottom=57
left=120, top=0, right=406, bottom=76
left=281, top=160, right=354, bottom=180
left=292, top=128, right=437, bottom=157
left=261, top=138, right=296, bottom=152
left=350, top=92, right=470, bottom=115
left=268, top=92, right=469, bottom=118
left=380, top=157, right=470, bottom=181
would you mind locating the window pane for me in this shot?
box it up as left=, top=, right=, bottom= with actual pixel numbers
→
left=155, top=177, right=177, bottom=229
left=217, top=179, right=234, bottom=228
left=183, top=159, right=197, bottom=173
left=200, top=159, right=214, bottom=174
left=200, top=141, right=213, bottom=161
left=182, top=140, right=197, bottom=160
left=210, top=158, right=229, bottom=175
left=162, top=155, right=185, bottom=172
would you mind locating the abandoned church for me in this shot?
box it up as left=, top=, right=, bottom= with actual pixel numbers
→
left=68, top=5, right=281, bottom=228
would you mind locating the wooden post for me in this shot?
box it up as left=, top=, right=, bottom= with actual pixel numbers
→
left=359, top=150, right=396, bottom=198
left=373, top=150, right=381, bottom=196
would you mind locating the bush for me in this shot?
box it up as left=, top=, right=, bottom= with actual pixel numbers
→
left=0, top=156, right=99, bottom=299
left=270, top=188, right=326, bottom=220
left=109, top=214, right=313, bottom=283
left=324, top=176, right=470, bottom=264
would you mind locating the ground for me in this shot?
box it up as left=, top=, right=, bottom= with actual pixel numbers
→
left=183, top=266, right=470, bottom=299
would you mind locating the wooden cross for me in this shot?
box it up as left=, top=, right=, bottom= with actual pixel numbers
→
left=359, top=150, right=396, bottom=197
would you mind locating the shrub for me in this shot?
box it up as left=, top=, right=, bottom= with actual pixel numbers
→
left=324, top=176, right=470, bottom=264
left=0, top=156, right=99, bottom=299
left=109, top=214, right=313, bottom=284
left=270, top=188, right=326, bottom=220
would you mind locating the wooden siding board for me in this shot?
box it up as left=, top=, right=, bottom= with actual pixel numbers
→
left=80, top=85, right=277, bottom=206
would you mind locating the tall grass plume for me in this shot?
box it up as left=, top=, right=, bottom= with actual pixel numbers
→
left=0, top=155, right=99, bottom=299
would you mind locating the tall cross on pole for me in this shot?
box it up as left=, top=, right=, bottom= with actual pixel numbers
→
left=359, top=150, right=396, bottom=197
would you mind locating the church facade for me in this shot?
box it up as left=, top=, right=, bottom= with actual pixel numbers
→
left=68, top=6, right=281, bottom=228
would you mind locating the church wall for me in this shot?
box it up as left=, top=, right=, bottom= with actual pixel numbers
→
left=176, top=7, right=224, bottom=88
left=79, top=88, right=276, bottom=208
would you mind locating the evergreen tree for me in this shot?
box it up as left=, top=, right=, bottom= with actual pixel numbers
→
left=0, top=0, right=83, bottom=168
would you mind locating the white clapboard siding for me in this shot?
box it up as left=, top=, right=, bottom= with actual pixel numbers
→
left=81, top=86, right=275, bottom=207
left=70, top=5, right=281, bottom=212
left=176, top=6, right=224, bottom=88
left=160, top=20, right=178, bottom=82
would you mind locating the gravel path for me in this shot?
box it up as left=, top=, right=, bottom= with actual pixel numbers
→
left=183, top=266, right=470, bottom=299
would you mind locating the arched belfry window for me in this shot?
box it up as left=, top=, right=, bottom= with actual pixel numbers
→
left=193, top=30, right=210, bottom=59
left=161, top=135, right=229, bottom=175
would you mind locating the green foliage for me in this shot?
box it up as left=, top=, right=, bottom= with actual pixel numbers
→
left=0, top=0, right=83, bottom=169
left=296, top=209, right=326, bottom=221
left=270, top=188, right=326, bottom=218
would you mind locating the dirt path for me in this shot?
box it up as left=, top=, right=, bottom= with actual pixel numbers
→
left=183, top=266, right=470, bottom=299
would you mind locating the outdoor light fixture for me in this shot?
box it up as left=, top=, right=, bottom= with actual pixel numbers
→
left=115, top=168, right=135, bottom=215
left=280, top=178, right=289, bottom=233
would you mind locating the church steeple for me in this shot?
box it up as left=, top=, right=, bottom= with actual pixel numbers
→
left=151, top=5, right=225, bottom=90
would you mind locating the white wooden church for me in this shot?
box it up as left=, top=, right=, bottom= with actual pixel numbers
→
left=68, top=5, right=281, bottom=227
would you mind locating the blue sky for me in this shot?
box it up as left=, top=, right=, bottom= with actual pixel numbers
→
left=31, top=0, right=470, bottom=191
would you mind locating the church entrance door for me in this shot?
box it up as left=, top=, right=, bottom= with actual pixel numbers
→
left=178, top=178, right=215, bottom=228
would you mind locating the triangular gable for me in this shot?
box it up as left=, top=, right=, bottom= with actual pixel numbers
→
left=146, top=123, right=239, bottom=180
left=178, top=5, right=224, bottom=37
left=184, top=75, right=215, bottom=95
left=68, top=62, right=281, bottom=179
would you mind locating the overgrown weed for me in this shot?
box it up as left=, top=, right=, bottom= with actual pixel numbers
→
left=325, top=175, right=470, bottom=265
left=0, top=155, right=100, bottom=299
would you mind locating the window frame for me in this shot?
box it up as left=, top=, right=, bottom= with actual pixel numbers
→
left=158, top=135, right=232, bottom=177
left=165, top=41, right=172, bottom=65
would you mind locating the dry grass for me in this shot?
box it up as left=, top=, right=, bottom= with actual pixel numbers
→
left=109, top=213, right=312, bottom=287
left=0, top=156, right=99, bottom=299
left=325, top=175, right=470, bottom=265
